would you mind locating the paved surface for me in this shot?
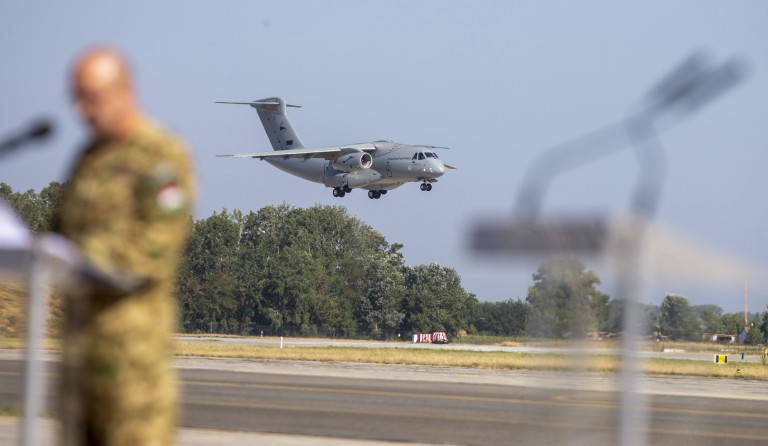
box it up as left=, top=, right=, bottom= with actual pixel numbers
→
left=3, top=353, right=768, bottom=445
left=0, top=417, right=440, bottom=446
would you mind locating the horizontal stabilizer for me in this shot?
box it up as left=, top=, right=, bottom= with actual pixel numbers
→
left=216, top=101, right=301, bottom=108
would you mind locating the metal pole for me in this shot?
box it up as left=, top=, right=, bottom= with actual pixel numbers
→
left=745, top=281, right=748, bottom=326
left=21, top=249, right=50, bottom=446
left=617, top=230, right=647, bottom=446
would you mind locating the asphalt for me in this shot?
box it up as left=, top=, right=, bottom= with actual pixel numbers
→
left=3, top=349, right=768, bottom=445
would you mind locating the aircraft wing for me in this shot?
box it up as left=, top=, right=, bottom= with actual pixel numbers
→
left=217, top=143, right=376, bottom=161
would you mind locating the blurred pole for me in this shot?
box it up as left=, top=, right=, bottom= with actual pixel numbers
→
left=615, top=216, right=648, bottom=446
left=21, top=249, right=50, bottom=446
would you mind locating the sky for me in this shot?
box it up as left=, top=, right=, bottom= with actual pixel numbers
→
left=1, top=1, right=766, bottom=313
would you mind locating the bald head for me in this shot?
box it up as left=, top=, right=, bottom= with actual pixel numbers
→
left=72, top=48, right=142, bottom=142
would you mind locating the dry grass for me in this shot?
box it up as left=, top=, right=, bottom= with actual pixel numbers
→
left=173, top=342, right=768, bottom=379
left=0, top=280, right=64, bottom=339
left=3, top=335, right=766, bottom=380
left=644, top=357, right=768, bottom=380
left=647, top=340, right=765, bottom=354
left=0, top=337, right=59, bottom=350
left=174, top=342, right=621, bottom=372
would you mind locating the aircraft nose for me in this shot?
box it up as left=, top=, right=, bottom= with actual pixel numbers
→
left=431, top=161, right=445, bottom=177
left=421, top=160, right=445, bottom=179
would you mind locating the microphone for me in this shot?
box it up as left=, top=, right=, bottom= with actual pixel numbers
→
left=0, top=119, right=54, bottom=158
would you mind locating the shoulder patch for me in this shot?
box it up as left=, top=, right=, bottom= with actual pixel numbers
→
left=156, top=182, right=186, bottom=213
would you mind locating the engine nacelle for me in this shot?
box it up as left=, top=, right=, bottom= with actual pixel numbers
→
left=332, top=152, right=372, bottom=172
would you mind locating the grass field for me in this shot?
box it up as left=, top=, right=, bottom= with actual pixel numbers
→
left=172, top=341, right=768, bottom=380
left=3, top=336, right=766, bottom=380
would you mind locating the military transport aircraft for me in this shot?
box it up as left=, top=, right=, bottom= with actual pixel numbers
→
left=216, top=97, right=455, bottom=199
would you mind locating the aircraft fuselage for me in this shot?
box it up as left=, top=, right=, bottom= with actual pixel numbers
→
left=266, top=141, right=446, bottom=191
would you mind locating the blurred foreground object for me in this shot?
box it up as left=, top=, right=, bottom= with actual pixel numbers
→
left=470, top=51, right=747, bottom=446
left=59, top=47, right=195, bottom=446
left=0, top=119, right=54, bottom=159
left=0, top=117, right=54, bottom=446
left=471, top=51, right=747, bottom=257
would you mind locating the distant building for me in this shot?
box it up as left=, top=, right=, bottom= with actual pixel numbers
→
left=707, top=333, right=737, bottom=344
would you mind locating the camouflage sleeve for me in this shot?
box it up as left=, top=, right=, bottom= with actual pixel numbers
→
left=124, top=131, right=195, bottom=284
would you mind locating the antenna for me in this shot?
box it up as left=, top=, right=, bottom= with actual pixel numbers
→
left=745, top=281, right=748, bottom=326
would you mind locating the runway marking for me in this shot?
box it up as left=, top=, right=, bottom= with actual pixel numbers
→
left=553, top=393, right=768, bottom=420
left=181, top=396, right=612, bottom=430
left=182, top=380, right=605, bottom=409
left=182, top=398, right=768, bottom=441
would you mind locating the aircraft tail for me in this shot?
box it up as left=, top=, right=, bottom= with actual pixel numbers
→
left=216, top=97, right=304, bottom=151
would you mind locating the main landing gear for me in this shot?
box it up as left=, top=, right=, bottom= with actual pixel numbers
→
left=332, top=186, right=352, bottom=197
left=419, top=182, right=433, bottom=191
left=368, top=190, right=387, bottom=199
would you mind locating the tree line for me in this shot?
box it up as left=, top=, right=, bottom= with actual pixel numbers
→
left=2, top=181, right=766, bottom=344
left=176, top=204, right=476, bottom=337
left=1, top=182, right=476, bottom=338
left=471, top=258, right=767, bottom=344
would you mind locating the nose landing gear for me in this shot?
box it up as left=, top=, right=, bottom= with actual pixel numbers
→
left=419, top=182, right=433, bottom=191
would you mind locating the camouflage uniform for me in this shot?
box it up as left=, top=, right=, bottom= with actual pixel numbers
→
left=59, top=120, right=194, bottom=446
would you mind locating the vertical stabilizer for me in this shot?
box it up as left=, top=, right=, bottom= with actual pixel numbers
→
left=217, top=97, right=304, bottom=151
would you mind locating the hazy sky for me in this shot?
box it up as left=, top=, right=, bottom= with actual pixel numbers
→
left=2, top=1, right=766, bottom=313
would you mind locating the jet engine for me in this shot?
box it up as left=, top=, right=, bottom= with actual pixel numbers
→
left=332, top=152, right=372, bottom=172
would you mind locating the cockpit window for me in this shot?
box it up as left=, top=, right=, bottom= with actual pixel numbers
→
left=425, top=152, right=435, bottom=158
left=418, top=152, right=425, bottom=160
left=412, top=153, right=418, bottom=161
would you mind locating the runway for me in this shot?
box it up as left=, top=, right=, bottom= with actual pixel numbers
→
left=2, top=353, right=768, bottom=445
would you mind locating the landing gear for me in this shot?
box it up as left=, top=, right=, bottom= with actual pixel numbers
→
left=368, top=190, right=383, bottom=199
left=420, top=182, right=433, bottom=191
left=332, top=187, right=346, bottom=197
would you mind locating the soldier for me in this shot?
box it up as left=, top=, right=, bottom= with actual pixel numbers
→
left=58, top=47, right=195, bottom=446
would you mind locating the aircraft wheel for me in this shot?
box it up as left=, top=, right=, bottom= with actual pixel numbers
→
left=381, top=190, right=387, bottom=195
left=332, top=188, right=340, bottom=197
left=344, top=186, right=352, bottom=193
left=368, top=190, right=376, bottom=199
left=420, top=183, right=426, bottom=191
left=374, top=191, right=382, bottom=199
left=426, top=183, right=432, bottom=191
left=339, top=190, right=346, bottom=197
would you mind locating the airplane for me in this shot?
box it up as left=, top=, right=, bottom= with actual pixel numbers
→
left=216, top=97, right=455, bottom=199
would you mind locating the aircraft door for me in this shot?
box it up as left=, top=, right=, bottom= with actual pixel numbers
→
left=386, top=161, right=392, bottom=177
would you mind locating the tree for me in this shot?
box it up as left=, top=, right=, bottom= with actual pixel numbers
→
left=692, top=304, right=723, bottom=317
left=720, top=313, right=744, bottom=336
left=470, top=299, right=530, bottom=336
left=525, top=258, right=610, bottom=338
left=607, top=300, right=661, bottom=336
left=354, top=251, right=406, bottom=333
left=745, top=326, right=764, bottom=345
left=760, top=311, right=768, bottom=343
left=699, top=309, right=724, bottom=334
left=401, top=263, right=477, bottom=336
left=1, top=181, right=64, bottom=233
left=177, top=209, right=242, bottom=333
left=658, top=294, right=700, bottom=340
